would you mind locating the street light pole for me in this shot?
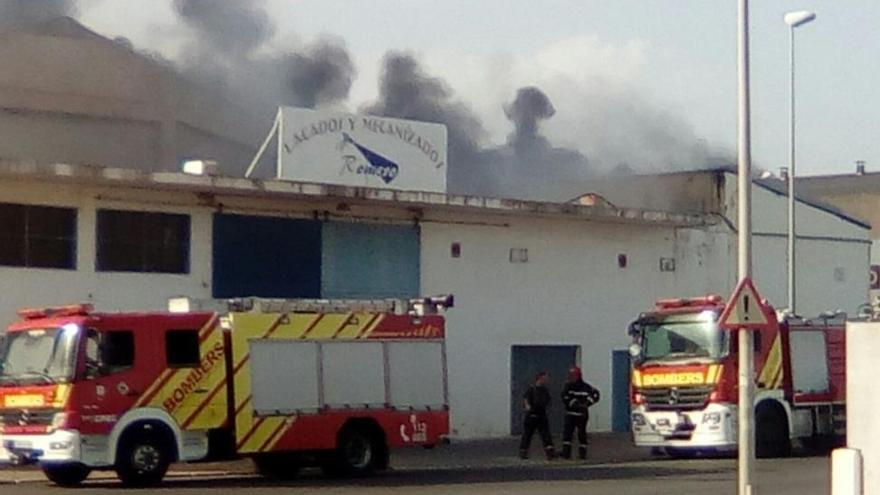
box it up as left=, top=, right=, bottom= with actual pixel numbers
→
left=784, top=10, right=817, bottom=315
left=737, top=0, right=755, bottom=494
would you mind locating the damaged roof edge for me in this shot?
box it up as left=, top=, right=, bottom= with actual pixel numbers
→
left=0, top=160, right=712, bottom=228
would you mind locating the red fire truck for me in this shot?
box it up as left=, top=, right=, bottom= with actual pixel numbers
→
left=0, top=296, right=452, bottom=486
left=628, top=295, right=845, bottom=457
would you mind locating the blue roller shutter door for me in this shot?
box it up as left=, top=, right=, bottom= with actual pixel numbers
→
left=212, top=213, right=322, bottom=298
left=321, top=222, right=420, bottom=299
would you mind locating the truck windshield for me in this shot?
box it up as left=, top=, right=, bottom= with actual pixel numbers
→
left=0, top=325, right=80, bottom=385
left=640, top=312, right=726, bottom=362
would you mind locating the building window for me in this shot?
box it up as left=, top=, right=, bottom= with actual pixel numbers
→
left=165, top=330, right=200, bottom=368
left=0, top=203, right=76, bottom=269
left=96, top=210, right=190, bottom=274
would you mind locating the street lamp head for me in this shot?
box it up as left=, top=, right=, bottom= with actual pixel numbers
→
left=784, top=11, right=816, bottom=28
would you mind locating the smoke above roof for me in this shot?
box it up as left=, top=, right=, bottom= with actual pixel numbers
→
left=363, top=56, right=592, bottom=198
left=173, top=0, right=273, bottom=58
left=0, top=0, right=77, bottom=25
left=44, top=0, right=731, bottom=200
left=171, top=0, right=355, bottom=114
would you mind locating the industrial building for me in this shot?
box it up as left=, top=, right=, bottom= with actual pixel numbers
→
left=798, top=164, right=880, bottom=256
left=0, top=161, right=868, bottom=438
left=0, top=17, right=266, bottom=175
left=796, top=164, right=880, bottom=301
left=0, top=17, right=871, bottom=438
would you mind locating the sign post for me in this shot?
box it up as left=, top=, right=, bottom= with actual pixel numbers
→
left=736, top=0, right=755, bottom=493
left=720, top=278, right=771, bottom=495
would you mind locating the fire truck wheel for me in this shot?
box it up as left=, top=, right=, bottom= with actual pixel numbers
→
left=324, top=426, right=385, bottom=477
left=756, top=402, right=791, bottom=458
left=41, top=462, right=91, bottom=487
left=253, top=453, right=300, bottom=480
left=115, top=430, right=173, bottom=486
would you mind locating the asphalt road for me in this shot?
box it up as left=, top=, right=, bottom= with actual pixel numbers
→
left=5, top=456, right=830, bottom=495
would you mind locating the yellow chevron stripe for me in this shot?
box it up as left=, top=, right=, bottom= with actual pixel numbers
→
left=51, top=384, right=72, bottom=408
left=305, top=314, right=350, bottom=339
left=758, top=335, right=783, bottom=389
left=335, top=313, right=374, bottom=339
left=772, top=364, right=785, bottom=389
left=135, top=315, right=219, bottom=408
left=362, top=314, right=385, bottom=338
left=240, top=417, right=286, bottom=453
left=172, top=334, right=229, bottom=429
left=266, top=419, right=297, bottom=451
left=137, top=323, right=227, bottom=429
left=706, top=364, right=717, bottom=384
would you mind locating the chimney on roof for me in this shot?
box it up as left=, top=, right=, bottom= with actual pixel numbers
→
left=856, top=160, right=866, bottom=176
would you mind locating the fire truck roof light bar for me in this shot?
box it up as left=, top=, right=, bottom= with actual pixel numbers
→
left=654, top=295, right=723, bottom=309
left=17, top=304, right=94, bottom=320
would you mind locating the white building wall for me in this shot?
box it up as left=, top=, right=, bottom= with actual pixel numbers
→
left=751, top=236, right=868, bottom=316
left=0, top=181, right=212, bottom=327
left=725, top=176, right=870, bottom=315
left=421, top=178, right=869, bottom=437
left=420, top=218, right=721, bottom=437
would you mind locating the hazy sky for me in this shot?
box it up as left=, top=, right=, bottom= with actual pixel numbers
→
left=79, top=0, right=878, bottom=177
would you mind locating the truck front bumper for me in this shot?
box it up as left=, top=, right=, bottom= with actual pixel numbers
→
left=0, top=430, right=82, bottom=465
left=631, top=403, right=737, bottom=451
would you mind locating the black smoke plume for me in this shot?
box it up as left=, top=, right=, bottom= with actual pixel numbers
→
left=0, top=0, right=77, bottom=25
left=505, top=86, right=555, bottom=153
left=281, top=40, right=355, bottom=109
left=172, top=0, right=355, bottom=113
left=365, top=55, right=591, bottom=199
left=504, top=86, right=589, bottom=185
left=172, top=0, right=272, bottom=59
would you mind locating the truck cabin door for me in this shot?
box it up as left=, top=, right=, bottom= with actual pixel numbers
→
left=78, top=328, right=139, bottom=435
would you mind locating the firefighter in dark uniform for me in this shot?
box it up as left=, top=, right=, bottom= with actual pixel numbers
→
left=561, top=366, right=600, bottom=460
left=518, top=372, right=556, bottom=460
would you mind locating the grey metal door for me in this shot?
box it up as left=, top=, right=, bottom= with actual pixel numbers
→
left=611, top=350, right=632, bottom=432
left=510, top=345, right=579, bottom=436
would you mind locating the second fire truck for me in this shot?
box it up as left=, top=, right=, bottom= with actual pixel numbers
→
left=628, top=295, right=845, bottom=457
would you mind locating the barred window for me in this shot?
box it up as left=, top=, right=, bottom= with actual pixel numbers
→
left=0, top=203, right=76, bottom=269
left=96, top=210, right=190, bottom=274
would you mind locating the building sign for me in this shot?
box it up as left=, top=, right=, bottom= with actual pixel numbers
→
left=278, top=107, right=448, bottom=193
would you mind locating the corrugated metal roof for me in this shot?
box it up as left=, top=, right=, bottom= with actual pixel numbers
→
left=756, top=177, right=871, bottom=230
left=797, top=172, right=880, bottom=196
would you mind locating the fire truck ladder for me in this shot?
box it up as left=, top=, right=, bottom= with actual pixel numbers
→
left=170, top=295, right=454, bottom=316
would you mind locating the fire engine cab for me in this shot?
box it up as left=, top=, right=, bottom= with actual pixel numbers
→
left=628, top=295, right=845, bottom=457
left=0, top=296, right=452, bottom=486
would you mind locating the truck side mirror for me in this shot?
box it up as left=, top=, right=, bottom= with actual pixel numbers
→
left=627, top=322, right=640, bottom=337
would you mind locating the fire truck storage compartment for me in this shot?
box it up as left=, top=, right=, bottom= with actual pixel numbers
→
left=322, top=342, right=386, bottom=407
left=250, top=340, right=321, bottom=414
left=789, top=330, right=831, bottom=396
left=249, top=339, right=446, bottom=416
left=388, top=342, right=445, bottom=408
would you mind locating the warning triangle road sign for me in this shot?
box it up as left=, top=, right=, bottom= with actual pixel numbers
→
left=718, top=277, right=772, bottom=329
